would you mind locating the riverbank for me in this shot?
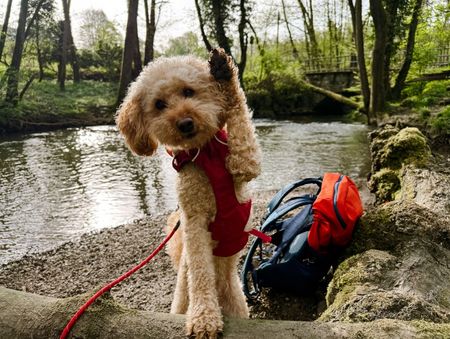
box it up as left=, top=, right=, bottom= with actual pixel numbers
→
left=0, top=191, right=324, bottom=320
left=0, top=80, right=117, bottom=135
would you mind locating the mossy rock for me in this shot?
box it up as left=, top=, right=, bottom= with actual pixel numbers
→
left=380, top=127, right=431, bottom=170
left=368, top=168, right=401, bottom=202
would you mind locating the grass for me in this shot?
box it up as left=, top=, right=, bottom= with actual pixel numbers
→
left=0, top=80, right=118, bottom=132
left=20, top=80, right=118, bottom=116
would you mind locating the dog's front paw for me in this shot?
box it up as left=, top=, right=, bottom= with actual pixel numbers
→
left=186, top=308, right=223, bottom=339
left=209, top=48, right=236, bottom=82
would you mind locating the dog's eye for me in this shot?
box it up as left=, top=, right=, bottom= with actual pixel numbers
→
left=155, top=99, right=167, bottom=110
left=183, top=88, right=195, bottom=98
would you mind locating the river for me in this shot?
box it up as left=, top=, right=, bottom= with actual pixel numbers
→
left=0, top=117, right=370, bottom=264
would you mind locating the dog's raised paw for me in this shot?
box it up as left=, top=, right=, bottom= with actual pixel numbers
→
left=209, top=48, right=234, bottom=82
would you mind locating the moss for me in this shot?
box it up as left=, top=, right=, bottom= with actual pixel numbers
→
left=368, top=168, right=401, bottom=202
left=380, top=127, right=431, bottom=169
left=412, top=320, right=450, bottom=338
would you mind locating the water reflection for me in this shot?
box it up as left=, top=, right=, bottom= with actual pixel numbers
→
left=0, top=119, right=370, bottom=264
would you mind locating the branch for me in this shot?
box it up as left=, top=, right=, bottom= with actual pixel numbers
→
left=0, top=287, right=446, bottom=338
left=24, top=0, right=46, bottom=41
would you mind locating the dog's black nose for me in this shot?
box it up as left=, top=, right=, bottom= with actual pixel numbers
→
left=176, top=118, right=195, bottom=134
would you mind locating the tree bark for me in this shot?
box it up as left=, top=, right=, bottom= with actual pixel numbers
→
left=391, top=0, right=423, bottom=99
left=348, top=0, right=372, bottom=124
left=117, top=0, right=140, bottom=105
left=369, top=0, right=388, bottom=117
left=0, top=0, right=13, bottom=62
left=5, top=0, right=29, bottom=104
left=0, top=287, right=445, bottom=338
left=144, top=0, right=156, bottom=65
left=194, top=0, right=212, bottom=52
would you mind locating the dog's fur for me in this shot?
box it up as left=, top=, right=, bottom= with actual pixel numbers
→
left=116, top=49, right=261, bottom=338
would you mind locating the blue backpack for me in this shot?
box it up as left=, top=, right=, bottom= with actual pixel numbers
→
left=241, top=173, right=363, bottom=299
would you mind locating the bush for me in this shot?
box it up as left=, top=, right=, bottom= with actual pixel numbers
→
left=430, top=105, right=450, bottom=136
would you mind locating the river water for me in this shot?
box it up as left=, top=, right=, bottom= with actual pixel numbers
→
left=0, top=118, right=370, bottom=264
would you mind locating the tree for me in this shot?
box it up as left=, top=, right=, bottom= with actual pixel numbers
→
left=78, top=9, right=110, bottom=50
left=58, top=0, right=80, bottom=91
left=164, top=31, right=206, bottom=57
left=296, top=0, right=321, bottom=61
left=117, top=0, right=141, bottom=105
left=143, top=0, right=156, bottom=65
left=391, top=0, right=424, bottom=99
left=348, top=0, right=371, bottom=122
left=0, top=0, right=13, bottom=62
left=5, top=0, right=50, bottom=103
left=369, top=0, right=388, bottom=116
left=5, top=0, right=29, bottom=104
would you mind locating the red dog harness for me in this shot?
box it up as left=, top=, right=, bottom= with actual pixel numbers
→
left=169, top=130, right=269, bottom=256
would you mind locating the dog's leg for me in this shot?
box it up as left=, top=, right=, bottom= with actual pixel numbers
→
left=183, top=215, right=223, bottom=338
left=177, top=168, right=222, bottom=338
left=209, top=48, right=261, bottom=185
left=170, top=249, right=189, bottom=314
left=215, top=255, right=249, bottom=318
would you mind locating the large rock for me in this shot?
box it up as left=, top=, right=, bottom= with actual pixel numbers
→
left=320, top=125, right=450, bottom=329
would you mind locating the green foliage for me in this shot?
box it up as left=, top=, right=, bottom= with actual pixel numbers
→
left=430, top=105, right=450, bottom=135
left=402, top=80, right=450, bottom=108
left=163, top=32, right=207, bottom=58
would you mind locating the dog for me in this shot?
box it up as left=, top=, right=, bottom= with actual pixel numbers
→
left=116, top=48, right=261, bottom=338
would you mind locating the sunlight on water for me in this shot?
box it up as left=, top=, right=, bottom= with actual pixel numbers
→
left=0, top=119, right=370, bottom=264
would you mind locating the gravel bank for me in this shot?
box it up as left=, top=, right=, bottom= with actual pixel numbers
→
left=0, top=183, right=372, bottom=321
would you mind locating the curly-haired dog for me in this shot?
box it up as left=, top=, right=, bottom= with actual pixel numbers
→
left=116, top=48, right=261, bottom=338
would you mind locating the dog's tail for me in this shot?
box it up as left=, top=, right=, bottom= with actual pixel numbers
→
left=165, top=210, right=183, bottom=270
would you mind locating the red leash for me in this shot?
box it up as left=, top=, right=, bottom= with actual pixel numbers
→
left=60, top=222, right=180, bottom=339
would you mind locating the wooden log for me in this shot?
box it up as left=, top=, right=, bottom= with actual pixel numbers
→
left=0, top=287, right=448, bottom=338
left=300, top=79, right=362, bottom=111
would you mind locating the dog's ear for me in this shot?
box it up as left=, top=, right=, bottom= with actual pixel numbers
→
left=208, top=48, right=237, bottom=82
left=116, top=95, right=158, bottom=156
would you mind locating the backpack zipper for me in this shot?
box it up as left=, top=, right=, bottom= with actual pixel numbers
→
left=333, top=175, right=347, bottom=229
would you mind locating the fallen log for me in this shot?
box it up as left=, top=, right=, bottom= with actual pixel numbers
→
left=300, top=79, right=362, bottom=111
left=0, top=287, right=448, bottom=338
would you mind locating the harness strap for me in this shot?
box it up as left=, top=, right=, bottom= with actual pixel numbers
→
left=249, top=229, right=272, bottom=243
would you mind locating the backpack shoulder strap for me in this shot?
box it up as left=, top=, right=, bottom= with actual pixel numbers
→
left=267, top=177, right=322, bottom=214
left=261, top=195, right=315, bottom=231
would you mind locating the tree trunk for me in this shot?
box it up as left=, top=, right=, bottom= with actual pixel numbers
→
left=348, top=0, right=372, bottom=124
left=68, top=26, right=80, bottom=83
left=144, top=0, right=156, bottom=65
left=369, top=0, right=388, bottom=117
left=58, top=0, right=69, bottom=91
left=0, top=0, right=13, bottom=62
left=391, top=0, right=423, bottom=99
left=237, top=0, right=248, bottom=83
left=211, top=0, right=231, bottom=55
left=0, top=287, right=445, bottom=338
left=194, top=0, right=212, bottom=52
left=5, top=0, right=29, bottom=104
left=281, top=0, right=299, bottom=59
left=297, top=0, right=320, bottom=61
left=117, top=0, right=140, bottom=105
left=35, top=17, right=45, bottom=81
